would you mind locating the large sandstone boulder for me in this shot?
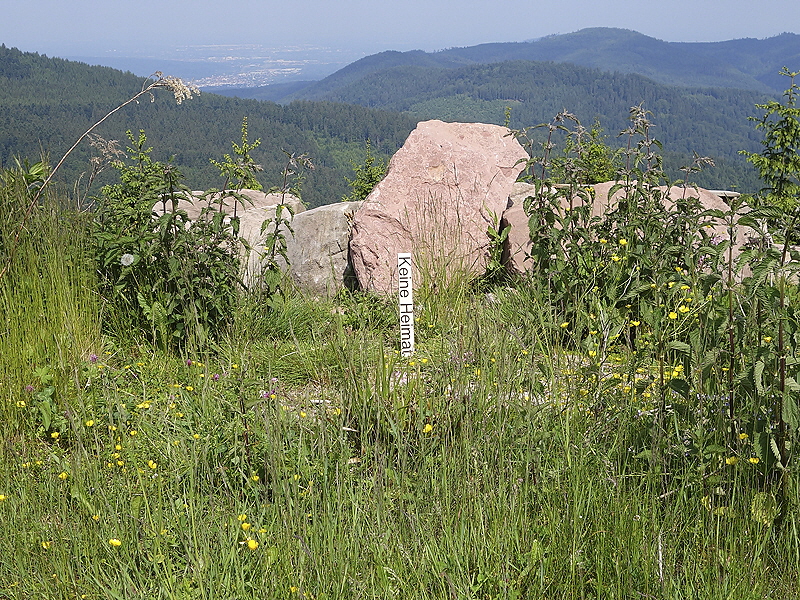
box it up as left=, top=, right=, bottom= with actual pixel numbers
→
left=503, top=181, right=751, bottom=274
left=285, top=201, right=362, bottom=297
left=349, top=120, right=529, bottom=295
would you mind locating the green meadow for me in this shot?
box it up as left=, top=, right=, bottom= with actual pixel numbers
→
left=1, top=73, right=800, bottom=600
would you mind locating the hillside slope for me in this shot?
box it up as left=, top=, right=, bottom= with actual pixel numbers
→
left=0, top=44, right=417, bottom=207
left=237, top=28, right=800, bottom=102
left=232, top=57, right=774, bottom=190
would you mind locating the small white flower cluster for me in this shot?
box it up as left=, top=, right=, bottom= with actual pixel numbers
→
left=149, top=71, right=200, bottom=105
left=160, top=76, right=200, bottom=105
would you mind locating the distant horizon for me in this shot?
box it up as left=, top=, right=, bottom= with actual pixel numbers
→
left=4, top=25, right=798, bottom=92
left=4, top=26, right=799, bottom=61
left=3, top=0, right=799, bottom=60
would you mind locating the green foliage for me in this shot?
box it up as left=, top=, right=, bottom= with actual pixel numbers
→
left=549, top=118, right=622, bottom=185
left=509, top=103, right=800, bottom=526
left=93, top=131, right=242, bottom=349
left=341, top=140, right=387, bottom=202
left=210, top=116, right=263, bottom=192
left=256, top=151, right=314, bottom=300
left=741, top=67, right=800, bottom=211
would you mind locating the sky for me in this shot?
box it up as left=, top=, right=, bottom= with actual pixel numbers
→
left=2, top=0, right=798, bottom=58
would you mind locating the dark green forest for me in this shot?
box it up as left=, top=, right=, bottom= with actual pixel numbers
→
left=0, top=45, right=417, bottom=207
left=234, top=59, right=778, bottom=191
left=2, top=37, right=795, bottom=197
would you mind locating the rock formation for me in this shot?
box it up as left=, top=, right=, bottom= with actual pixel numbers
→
left=349, top=120, right=529, bottom=295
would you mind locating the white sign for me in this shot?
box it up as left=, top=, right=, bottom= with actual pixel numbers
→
left=398, top=253, right=414, bottom=356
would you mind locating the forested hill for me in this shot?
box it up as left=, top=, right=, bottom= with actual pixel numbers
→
left=244, top=28, right=799, bottom=99
left=0, top=44, right=417, bottom=207
left=228, top=57, right=777, bottom=191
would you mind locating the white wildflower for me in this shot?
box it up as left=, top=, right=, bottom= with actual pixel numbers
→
left=160, top=76, right=200, bottom=105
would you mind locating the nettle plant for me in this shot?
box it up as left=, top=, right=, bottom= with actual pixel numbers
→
left=514, top=90, right=800, bottom=524
left=93, top=130, right=243, bottom=349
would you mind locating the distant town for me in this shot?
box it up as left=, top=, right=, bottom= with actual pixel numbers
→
left=65, top=43, right=371, bottom=89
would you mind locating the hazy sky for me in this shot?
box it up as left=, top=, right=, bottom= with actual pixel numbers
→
left=2, top=0, right=798, bottom=57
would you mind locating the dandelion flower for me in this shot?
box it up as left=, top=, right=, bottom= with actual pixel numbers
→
left=423, top=423, right=433, bottom=434
left=120, top=253, right=135, bottom=267
left=109, top=538, right=122, bottom=547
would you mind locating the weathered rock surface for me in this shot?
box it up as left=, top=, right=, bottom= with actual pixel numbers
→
left=503, top=181, right=750, bottom=274
left=349, top=120, right=529, bottom=295
left=285, top=201, right=362, bottom=297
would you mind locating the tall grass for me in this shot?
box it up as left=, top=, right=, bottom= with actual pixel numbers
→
left=1, top=277, right=797, bottom=598
left=2, top=95, right=800, bottom=598
left=0, top=176, right=100, bottom=436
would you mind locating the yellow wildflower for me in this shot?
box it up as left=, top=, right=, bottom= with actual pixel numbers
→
left=423, top=423, right=433, bottom=434
left=109, top=538, right=122, bottom=547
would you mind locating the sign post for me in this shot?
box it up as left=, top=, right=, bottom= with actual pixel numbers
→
left=397, top=253, right=414, bottom=356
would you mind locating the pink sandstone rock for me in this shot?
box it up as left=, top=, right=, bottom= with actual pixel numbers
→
left=350, top=120, right=529, bottom=294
